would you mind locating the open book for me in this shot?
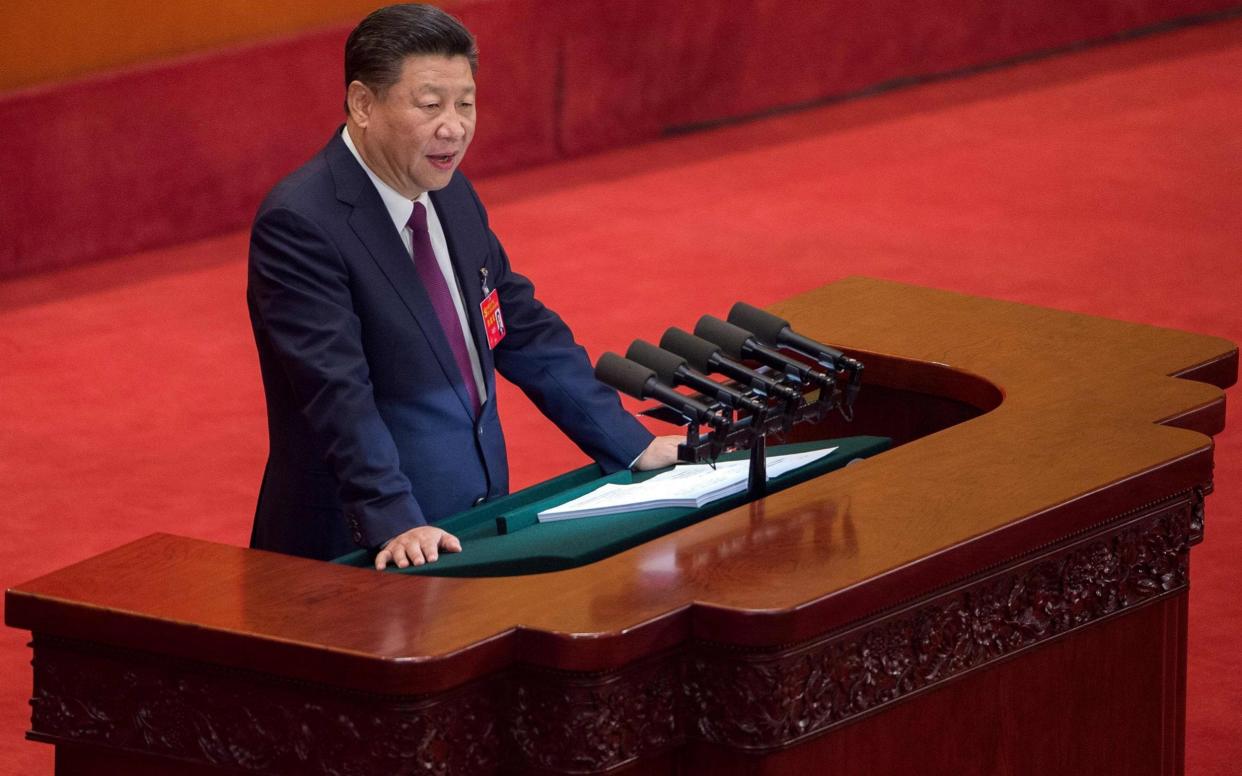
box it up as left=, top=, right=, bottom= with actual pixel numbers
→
left=537, top=447, right=837, bottom=522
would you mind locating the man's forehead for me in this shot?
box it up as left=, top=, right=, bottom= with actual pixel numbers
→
left=396, top=54, right=475, bottom=91
left=399, top=54, right=473, bottom=76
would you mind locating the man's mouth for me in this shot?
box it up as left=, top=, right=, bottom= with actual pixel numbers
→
left=427, top=153, right=457, bottom=170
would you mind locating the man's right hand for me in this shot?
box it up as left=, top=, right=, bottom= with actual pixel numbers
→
left=375, top=526, right=462, bottom=570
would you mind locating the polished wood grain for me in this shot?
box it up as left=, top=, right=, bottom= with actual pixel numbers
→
left=6, top=277, right=1235, bottom=774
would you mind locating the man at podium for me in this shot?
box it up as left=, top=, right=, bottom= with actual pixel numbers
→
left=246, top=4, right=678, bottom=570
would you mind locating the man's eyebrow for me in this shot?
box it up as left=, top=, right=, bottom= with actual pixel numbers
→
left=416, top=83, right=476, bottom=93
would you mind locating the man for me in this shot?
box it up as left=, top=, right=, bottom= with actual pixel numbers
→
left=247, top=4, right=678, bottom=570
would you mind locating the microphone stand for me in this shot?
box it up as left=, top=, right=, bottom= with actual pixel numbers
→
left=642, top=357, right=864, bottom=502
left=671, top=381, right=839, bottom=501
left=747, top=430, right=768, bottom=499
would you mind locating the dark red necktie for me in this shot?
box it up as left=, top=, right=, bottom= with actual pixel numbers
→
left=408, top=202, right=481, bottom=415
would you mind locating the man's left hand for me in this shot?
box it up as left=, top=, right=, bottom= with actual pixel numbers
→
left=634, top=435, right=682, bottom=471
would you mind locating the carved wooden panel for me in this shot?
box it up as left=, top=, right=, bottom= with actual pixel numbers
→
left=32, top=643, right=502, bottom=775
left=684, top=491, right=1199, bottom=751
left=506, top=657, right=682, bottom=772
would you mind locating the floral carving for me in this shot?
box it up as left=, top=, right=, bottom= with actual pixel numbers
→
left=32, top=648, right=501, bottom=775
left=506, top=659, right=682, bottom=771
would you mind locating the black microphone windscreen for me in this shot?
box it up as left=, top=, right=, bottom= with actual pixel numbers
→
left=727, top=302, right=790, bottom=346
left=626, top=340, right=686, bottom=385
left=595, top=352, right=655, bottom=399
left=660, top=328, right=720, bottom=373
left=694, top=315, right=753, bottom=359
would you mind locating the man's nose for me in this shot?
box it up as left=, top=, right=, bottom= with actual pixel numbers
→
left=436, top=111, right=468, bottom=140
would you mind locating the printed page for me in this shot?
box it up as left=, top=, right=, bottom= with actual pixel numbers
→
left=538, top=447, right=838, bottom=521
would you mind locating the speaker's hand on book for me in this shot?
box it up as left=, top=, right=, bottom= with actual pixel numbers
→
left=634, top=435, right=682, bottom=471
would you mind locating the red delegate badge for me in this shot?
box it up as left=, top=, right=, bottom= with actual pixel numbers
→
left=479, top=289, right=506, bottom=349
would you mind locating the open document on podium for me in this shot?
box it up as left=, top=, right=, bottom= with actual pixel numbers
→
left=537, top=448, right=837, bottom=522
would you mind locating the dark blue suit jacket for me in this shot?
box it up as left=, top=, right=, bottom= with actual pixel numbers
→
left=247, top=132, right=652, bottom=560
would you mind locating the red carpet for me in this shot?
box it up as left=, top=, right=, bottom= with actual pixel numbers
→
left=2, top=17, right=1240, bottom=774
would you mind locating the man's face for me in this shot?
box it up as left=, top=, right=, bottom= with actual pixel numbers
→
left=350, top=54, right=476, bottom=199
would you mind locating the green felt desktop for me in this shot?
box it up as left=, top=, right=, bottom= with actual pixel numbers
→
left=333, top=436, right=890, bottom=576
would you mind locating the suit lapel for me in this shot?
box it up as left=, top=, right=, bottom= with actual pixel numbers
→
left=326, top=133, right=479, bottom=418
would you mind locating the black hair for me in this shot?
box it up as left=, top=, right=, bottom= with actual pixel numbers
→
left=344, top=4, right=478, bottom=113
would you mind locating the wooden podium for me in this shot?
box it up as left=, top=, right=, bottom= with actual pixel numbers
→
left=7, top=278, right=1236, bottom=775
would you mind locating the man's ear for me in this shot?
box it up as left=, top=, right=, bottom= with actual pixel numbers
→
left=346, top=81, right=376, bottom=127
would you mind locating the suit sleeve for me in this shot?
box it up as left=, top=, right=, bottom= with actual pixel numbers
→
left=248, top=206, right=426, bottom=547
left=463, top=190, right=654, bottom=472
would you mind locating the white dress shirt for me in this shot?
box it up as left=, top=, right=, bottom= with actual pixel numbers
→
left=341, top=126, right=488, bottom=404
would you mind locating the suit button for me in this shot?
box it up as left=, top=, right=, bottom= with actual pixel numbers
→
left=351, top=530, right=363, bottom=544
left=473, top=495, right=486, bottom=506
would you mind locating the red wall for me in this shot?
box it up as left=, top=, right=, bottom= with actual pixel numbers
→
left=1, top=0, right=1238, bottom=278
left=0, top=0, right=399, bottom=92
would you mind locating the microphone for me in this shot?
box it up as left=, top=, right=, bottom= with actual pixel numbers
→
left=595, top=352, right=730, bottom=428
left=626, top=340, right=767, bottom=415
left=727, top=302, right=855, bottom=370
left=728, top=302, right=864, bottom=415
left=694, top=315, right=833, bottom=389
left=659, top=327, right=802, bottom=404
